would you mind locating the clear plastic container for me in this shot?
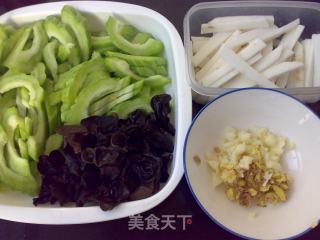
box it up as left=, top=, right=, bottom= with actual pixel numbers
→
left=184, top=1, right=320, bottom=104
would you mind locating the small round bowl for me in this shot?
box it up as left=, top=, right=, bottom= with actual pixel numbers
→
left=184, top=88, right=320, bottom=240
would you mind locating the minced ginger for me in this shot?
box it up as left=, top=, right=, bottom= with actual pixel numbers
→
left=205, top=127, right=294, bottom=207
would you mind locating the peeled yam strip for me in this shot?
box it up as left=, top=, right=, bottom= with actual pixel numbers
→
left=195, top=30, right=241, bottom=80
left=287, top=42, right=305, bottom=88
left=205, top=16, right=271, bottom=33
left=223, top=74, right=256, bottom=88
left=226, top=28, right=272, bottom=49
left=302, top=39, right=314, bottom=87
left=192, top=32, right=231, bottom=67
left=210, top=53, right=263, bottom=87
left=312, top=34, right=320, bottom=87
left=208, top=16, right=274, bottom=26
left=219, top=46, right=278, bottom=88
left=279, top=25, right=305, bottom=50
left=201, top=39, right=267, bottom=85
left=191, top=37, right=210, bottom=53
left=262, top=61, right=303, bottom=80
left=260, top=19, right=300, bottom=42
left=254, top=45, right=283, bottom=72
left=276, top=73, right=289, bottom=88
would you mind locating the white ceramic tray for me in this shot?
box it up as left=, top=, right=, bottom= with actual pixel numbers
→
left=0, top=1, right=191, bottom=224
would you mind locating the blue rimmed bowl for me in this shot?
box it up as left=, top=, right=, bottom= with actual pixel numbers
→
left=184, top=88, right=320, bottom=240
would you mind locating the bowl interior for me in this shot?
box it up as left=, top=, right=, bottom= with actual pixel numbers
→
left=185, top=89, right=320, bottom=239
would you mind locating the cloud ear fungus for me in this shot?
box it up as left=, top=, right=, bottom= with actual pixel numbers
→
left=34, top=94, right=174, bottom=210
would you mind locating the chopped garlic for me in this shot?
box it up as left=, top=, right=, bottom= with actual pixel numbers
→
left=204, top=126, right=294, bottom=207
left=262, top=172, right=273, bottom=186
left=238, top=156, right=253, bottom=170
left=238, top=131, right=251, bottom=142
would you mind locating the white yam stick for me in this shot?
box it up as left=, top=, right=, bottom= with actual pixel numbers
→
left=219, top=46, right=278, bottom=88
left=254, top=45, right=283, bottom=72
left=208, top=16, right=274, bottom=26
left=265, top=48, right=294, bottom=79
left=293, top=41, right=305, bottom=63
left=197, top=29, right=266, bottom=79
left=264, top=47, right=294, bottom=75
left=223, top=74, right=256, bottom=88
left=223, top=41, right=280, bottom=88
left=195, top=30, right=241, bottom=80
left=201, top=24, right=214, bottom=34
left=226, top=28, right=272, bottom=49
left=192, top=32, right=232, bottom=67
left=211, top=53, right=263, bottom=87
left=260, top=19, right=300, bottom=42
left=312, top=34, right=320, bottom=86
left=276, top=52, right=294, bottom=87
left=195, top=52, right=221, bottom=82
left=262, top=61, right=303, bottom=80
left=191, top=37, right=210, bottom=53
left=276, top=73, right=289, bottom=88
left=191, top=36, right=210, bottom=41
left=278, top=49, right=294, bottom=62
left=201, top=39, right=267, bottom=85
left=192, top=41, right=206, bottom=54
left=287, top=41, right=305, bottom=88
left=302, top=39, right=314, bottom=87
left=205, top=17, right=270, bottom=33
left=262, top=41, right=273, bottom=56
left=279, top=25, right=305, bottom=50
